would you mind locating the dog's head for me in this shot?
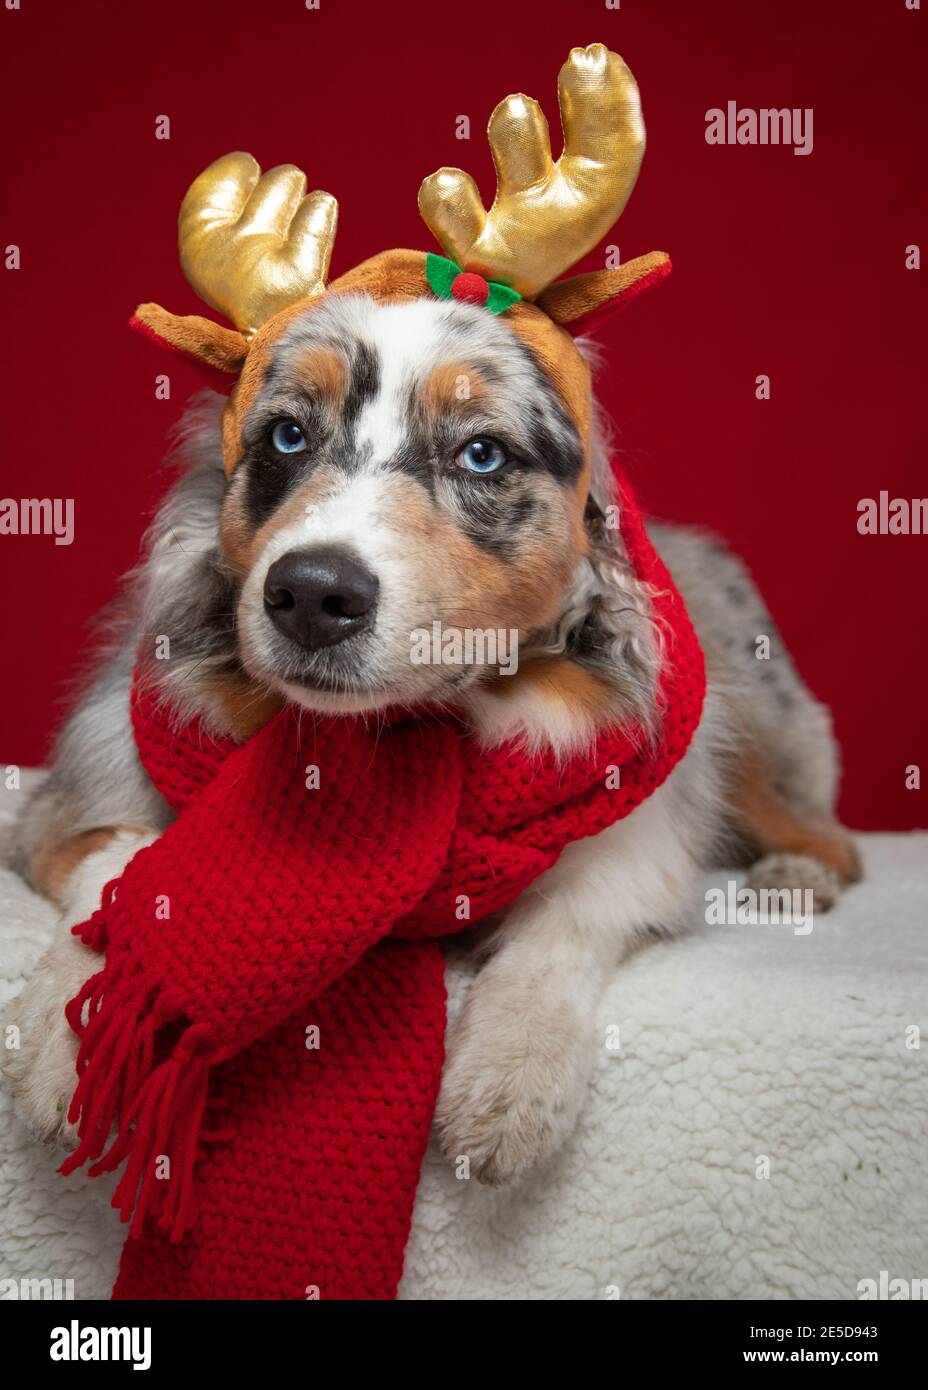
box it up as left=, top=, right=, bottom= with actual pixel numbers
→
left=135, top=45, right=669, bottom=751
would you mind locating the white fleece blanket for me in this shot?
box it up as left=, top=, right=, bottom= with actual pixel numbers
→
left=1, top=775, right=926, bottom=1301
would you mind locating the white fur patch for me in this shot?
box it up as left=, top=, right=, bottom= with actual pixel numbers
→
left=352, top=299, right=455, bottom=460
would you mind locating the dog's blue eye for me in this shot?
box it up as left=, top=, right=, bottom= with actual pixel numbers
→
left=456, top=437, right=507, bottom=474
left=271, top=420, right=306, bottom=454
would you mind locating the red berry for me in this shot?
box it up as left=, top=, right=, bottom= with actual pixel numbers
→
left=451, top=272, right=490, bottom=305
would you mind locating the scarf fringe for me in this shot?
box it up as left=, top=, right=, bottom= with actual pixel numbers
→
left=60, top=891, right=216, bottom=1243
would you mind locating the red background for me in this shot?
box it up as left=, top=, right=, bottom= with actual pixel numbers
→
left=1, top=0, right=924, bottom=829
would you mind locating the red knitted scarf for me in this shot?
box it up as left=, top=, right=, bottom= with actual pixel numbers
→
left=59, top=482, right=705, bottom=1300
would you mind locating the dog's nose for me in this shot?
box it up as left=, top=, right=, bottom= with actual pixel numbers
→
left=263, top=547, right=380, bottom=651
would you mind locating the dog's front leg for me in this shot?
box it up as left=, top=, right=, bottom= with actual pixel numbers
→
left=2, top=828, right=158, bottom=1146
left=436, top=784, right=697, bottom=1186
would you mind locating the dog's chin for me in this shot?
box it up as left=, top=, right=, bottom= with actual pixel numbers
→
left=274, top=676, right=407, bottom=716
left=240, top=626, right=476, bottom=717
left=254, top=660, right=464, bottom=718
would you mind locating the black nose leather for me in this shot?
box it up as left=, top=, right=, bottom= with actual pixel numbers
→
left=264, top=548, right=379, bottom=652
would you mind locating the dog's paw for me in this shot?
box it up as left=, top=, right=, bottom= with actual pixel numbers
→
left=435, top=980, right=591, bottom=1186
left=1, top=933, right=96, bottom=1149
left=746, top=851, right=842, bottom=914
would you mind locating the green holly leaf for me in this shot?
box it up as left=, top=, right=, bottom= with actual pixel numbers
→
left=486, top=281, right=522, bottom=314
left=426, top=253, right=460, bottom=300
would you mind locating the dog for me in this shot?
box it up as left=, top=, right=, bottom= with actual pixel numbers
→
left=2, top=44, right=860, bottom=1189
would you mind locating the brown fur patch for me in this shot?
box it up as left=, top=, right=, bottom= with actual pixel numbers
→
left=219, top=466, right=339, bottom=577
left=386, top=474, right=573, bottom=633
left=217, top=470, right=255, bottom=576
left=202, top=670, right=284, bottom=740
left=730, top=751, right=863, bottom=884
left=220, top=344, right=348, bottom=484
left=220, top=292, right=331, bottom=474
left=293, top=345, right=348, bottom=411
left=219, top=342, right=346, bottom=480
left=491, top=657, right=617, bottom=725
left=420, top=360, right=490, bottom=422
left=504, top=304, right=591, bottom=451
left=221, top=397, right=245, bottom=477
left=32, top=827, right=134, bottom=905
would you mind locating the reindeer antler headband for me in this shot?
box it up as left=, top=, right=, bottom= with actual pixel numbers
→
left=132, top=44, right=670, bottom=372
left=419, top=43, right=645, bottom=299
left=178, top=154, right=338, bottom=337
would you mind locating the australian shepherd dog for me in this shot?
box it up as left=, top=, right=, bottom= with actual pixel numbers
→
left=4, top=283, right=860, bottom=1183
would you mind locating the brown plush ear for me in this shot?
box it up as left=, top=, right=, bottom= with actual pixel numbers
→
left=130, top=302, right=248, bottom=375
left=534, top=252, right=671, bottom=338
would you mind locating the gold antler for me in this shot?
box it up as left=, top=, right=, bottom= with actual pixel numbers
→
left=179, top=152, right=338, bottom=337
left=418, top=44, right=645, bottom=300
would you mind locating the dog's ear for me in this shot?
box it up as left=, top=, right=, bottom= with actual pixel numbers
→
left=130, top=302, right=249, bottom=379
left=534, top=252, right=671, bottom=338
left=565, top=492, right=662, bottom=742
